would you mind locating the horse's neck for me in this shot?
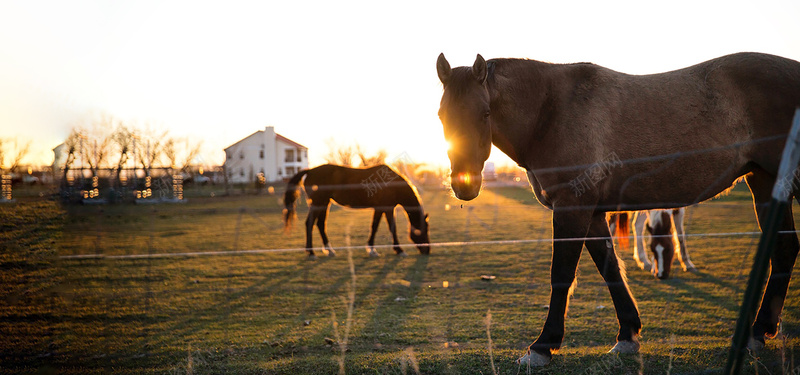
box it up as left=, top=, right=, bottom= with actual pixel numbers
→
left=488, top=60, right=587, bottom=169
left=488, top=60, right=559, bottom=166
left=400, top=199, right=423, bottom=227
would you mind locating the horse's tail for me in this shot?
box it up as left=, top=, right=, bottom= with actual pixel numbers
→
left=614, top=212, right=630, bottom=252
left=283, top=169, right=309, bottom=232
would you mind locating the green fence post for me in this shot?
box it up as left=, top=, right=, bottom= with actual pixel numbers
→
left=725, top=108, right=800, bottom=374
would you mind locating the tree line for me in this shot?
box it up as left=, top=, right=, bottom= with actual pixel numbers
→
left=57, top=113, right=203, bottom=188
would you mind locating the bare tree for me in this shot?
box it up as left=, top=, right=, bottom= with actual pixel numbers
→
left=80, top=130, right=112, bottom=178
left=323, top=138, right=355, bottom=166
left=355, top=144, right=387, bottom=167
left=65, top=113, right=118, bottom=179
left=0, top=138, right=31, bottom=174
left=163, top=136, right=203, bottom=174
left=60, top=129, right=81, bottom=187
left=162, top=138, right=177, bottom=171
left=111, top=123, right=133, bottom=187
left=133, top=126, right=169, bottom=178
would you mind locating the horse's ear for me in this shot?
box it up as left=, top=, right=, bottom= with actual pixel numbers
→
left=437, top=53, right=451, bottom=84
left=472, top=54, right=487, bottom=84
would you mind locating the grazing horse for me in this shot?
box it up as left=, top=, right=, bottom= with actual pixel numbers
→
left=436, top=52, right=800, bottom=366
left=611, top=209, right=696, bottom=279
left=283, top=164, right=430, bottom=258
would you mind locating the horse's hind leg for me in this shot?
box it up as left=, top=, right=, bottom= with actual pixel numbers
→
left=585, top=213, right=641, bottom=353
left=745, top=169, right=800, bottom=347
left=366, top=210, right=383, bottom=257
left=315, top=203, right=335, bottom=256
left=305, top=208, right=319, bottom=258
left=672, top=208, right=696, bottom=272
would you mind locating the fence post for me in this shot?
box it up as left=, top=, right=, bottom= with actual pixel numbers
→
left=0, top=173, right=13, bottom=203
left=725, top=108, right=800, bottom=374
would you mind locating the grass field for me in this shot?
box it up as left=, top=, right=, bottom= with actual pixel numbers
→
left=2, top=183, right=800, bottom=374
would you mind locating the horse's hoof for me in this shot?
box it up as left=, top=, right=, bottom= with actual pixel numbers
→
left=641, top=263, right=653, bottom=272
left=307, top=254, right=317, bottom=261
left=609, top=340, right=640, bottom=354
left=516, top=350, right=550, bottom=367
left=366, top=248, right=380, bottom=257
left=747, top=337, right=765, bottom=352
left=396, top=252, right=408, bottom=257
left=686, top=265, right=698, bottom=273
left=322, top=245, right=336, bottom=257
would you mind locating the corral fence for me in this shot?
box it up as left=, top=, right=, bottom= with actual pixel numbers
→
left=5, top=113, right=800, bottom=373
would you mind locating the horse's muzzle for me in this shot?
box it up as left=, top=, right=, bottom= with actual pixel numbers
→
left=450, top=172, right=482, bottom=201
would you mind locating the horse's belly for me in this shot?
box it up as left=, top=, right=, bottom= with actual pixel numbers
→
left=604, top=155, right=749, bottom=210
left=609, top=176, right=743, bottom=210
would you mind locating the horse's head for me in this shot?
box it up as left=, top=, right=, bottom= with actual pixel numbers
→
left=437, top=53, right=492, bottom=201
left=409, top=213, right=430, bottom=254
left=646, top=211, right=675, bottom=279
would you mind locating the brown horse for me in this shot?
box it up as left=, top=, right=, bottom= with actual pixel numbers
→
left=283, top=164, right=430, bottom=258
left=436, top=52, right=800, bottom=366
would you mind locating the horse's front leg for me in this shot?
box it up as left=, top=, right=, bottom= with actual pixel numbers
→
left=519, top=208, right=592, bottom=367
left=366, top=210, right=383, bottom=257
left=632, top=211, right=653, bottom=272
left=672, top=208, right=696, bottom=272
left=384, top=208, right=406, bottom=256
left=585, top=213, right=642, bottom=353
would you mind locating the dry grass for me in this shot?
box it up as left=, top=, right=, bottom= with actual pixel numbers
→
left=1, top=183, right=799, bottom=374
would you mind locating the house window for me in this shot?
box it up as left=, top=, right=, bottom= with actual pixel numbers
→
left=296, top=148, right=302, bottom=162
left=285, top=149, right=294, bottom=163
left=239, top=151, right=244, bottom=159
left=227, top=152, right=232, bottom=160
left=286, top=166, right=295, bottom=176
left=259, top=150, right=264, bottom=159
left=240, top=168, right=244, bottom=177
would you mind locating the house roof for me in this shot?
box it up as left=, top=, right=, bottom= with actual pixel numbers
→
left=224, top=129, right=307, bottom=151
left=276, top=134, right=307, bottom=150
left=224, top=130, right=262, bottom=151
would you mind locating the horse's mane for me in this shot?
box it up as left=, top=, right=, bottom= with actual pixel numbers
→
left=446, top=58, right=582, bottom=96
left=486, top=58, right=598, bottom=85
left=390, top=165, right=423, bottom=208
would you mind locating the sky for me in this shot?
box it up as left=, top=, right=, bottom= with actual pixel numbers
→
left=1, top=0, right=799, bottom=169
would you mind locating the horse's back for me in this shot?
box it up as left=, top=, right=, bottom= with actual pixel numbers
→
left=693, top=53, right=800, bottom=174
left=562, top=53, right=800, bottom=207
left=303, top=164, right=406, bottom=208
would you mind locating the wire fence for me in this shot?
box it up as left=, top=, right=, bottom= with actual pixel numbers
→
left=6, top=133, right=800, bottom=374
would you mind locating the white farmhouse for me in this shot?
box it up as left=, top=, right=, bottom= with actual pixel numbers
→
left=223, top=126, right=308, bottom=183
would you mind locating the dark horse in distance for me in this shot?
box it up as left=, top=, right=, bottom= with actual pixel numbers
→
left=283, top=164, right=430, bottom=258
left=436, top=52, right=800, bottom=366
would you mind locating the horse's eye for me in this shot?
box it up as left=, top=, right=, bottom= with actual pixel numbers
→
left=483, top=111, right=490, bottom=119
